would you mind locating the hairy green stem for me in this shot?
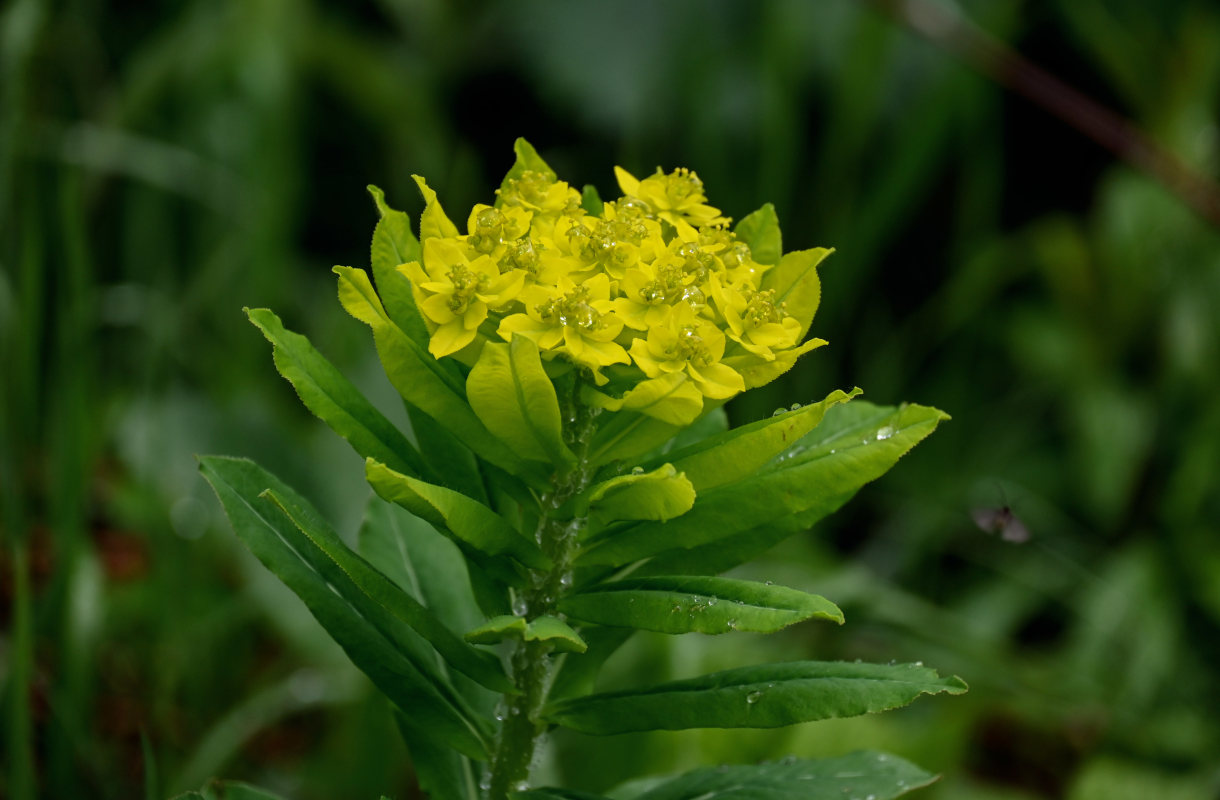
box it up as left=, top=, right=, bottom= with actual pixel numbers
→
left=485, top=387, right=596, bottom=799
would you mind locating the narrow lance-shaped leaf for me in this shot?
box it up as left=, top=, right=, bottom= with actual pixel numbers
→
left=335, top=265, right=540, bottom=483
left=394, top=709, right=480, bottom=800
left=259, top=487, right=514, bottom=695
left=544, top=660, right=967, bottom=735
left=466, top=336, right=575, bottom=469
left=627, top=750, right=938, bottom=800
left=198, top=456, right=491, bottom=760
left=655, top=387, right=860, bottom=491
left=366, top=458, right=550, bottom=570
left=367, top=184, right=429, bottom=345
left=577, top=402, right=947, bottom=567
left=557, top=576, right=842, bottom=635
left=245, top=307, right=428, bottom=480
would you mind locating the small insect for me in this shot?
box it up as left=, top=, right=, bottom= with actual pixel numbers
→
left=971, top=505, right=1030, bottom=543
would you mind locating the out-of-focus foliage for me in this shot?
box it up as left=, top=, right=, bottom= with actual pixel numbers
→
left=1, top=0, right=1218, bottom=798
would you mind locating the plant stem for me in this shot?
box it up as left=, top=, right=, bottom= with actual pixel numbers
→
left=484, top=388, right=596, bottom=799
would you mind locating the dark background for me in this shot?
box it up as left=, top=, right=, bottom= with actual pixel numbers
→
left=3, top=1, right=1219, bottom=798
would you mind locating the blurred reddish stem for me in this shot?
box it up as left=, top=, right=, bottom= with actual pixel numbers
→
left=865, top=0, right=1220, bottom=228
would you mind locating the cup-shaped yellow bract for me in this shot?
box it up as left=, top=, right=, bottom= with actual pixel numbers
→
left=386, top=139, right=829, bottom=425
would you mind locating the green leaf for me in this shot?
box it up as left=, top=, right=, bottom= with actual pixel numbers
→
left=367, top=184, right=428, bottom=345
left=412, top=175, right=460, bottom=240
left=357, top=496, right=484, bottom=636
left=577, top=402, right=947, bottom=567
left=499, top=138, right=558, bottom=196
left=198, top=456, right=490, bottom=760
left=524, top=615, right=587, bottom=653
left=358, top=496, right=500, bottom=717
left=467, top=337, right=575, bottom=468
left=625, top=750, right=937, bottom=800
left=581, top=184, right=604, bottom=216
left=658, top=388, right=859, bottom=491
left=259, top=487, right=514, bottom=695
left=335, top=266, right=536, bottom=482
left=245, top=307, right=428, bottom=480
left=556, top=576, right=842, bottom=634
left=394, top=710, right=479, bottom=800
left=464, top=614, right=527, bottom=643
left=366, top=458, right=550, bottom=570
left=544, top=660, right=967, bottom=735
left=465, top=615, right=587, bottom=653
left=583, top=464, right=696, bottom=523
left=587, top=411, right=685, bottom=467
left=760, top=247, right=832, bottom=340
left=733, top=203, right=782, bottom=265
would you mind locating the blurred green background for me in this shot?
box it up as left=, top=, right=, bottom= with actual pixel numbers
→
left=3, top=0, right=1219, bottom=798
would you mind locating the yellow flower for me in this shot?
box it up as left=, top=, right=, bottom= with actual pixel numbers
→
left=628, top=303, right=744, bottom=400
left=402, top=237, right=524, bottom=358
left=497, top=170, right=581, bottom=239
left=709, top=274, right=801, bottom=361
left=464, top=204, right=532, bottom=256
left=497, top=273, right=628, bottom=384
left=614, top=166, right=730, bottom=238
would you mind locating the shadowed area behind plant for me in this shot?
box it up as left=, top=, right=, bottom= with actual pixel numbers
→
left=2, top=0, right=1218, bottom=798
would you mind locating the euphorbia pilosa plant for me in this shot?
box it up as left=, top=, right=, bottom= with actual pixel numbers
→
left=199, top=140, right=964, bottom=800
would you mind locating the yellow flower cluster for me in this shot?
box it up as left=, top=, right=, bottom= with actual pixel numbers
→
left=401, top=155, right=825, bottom=425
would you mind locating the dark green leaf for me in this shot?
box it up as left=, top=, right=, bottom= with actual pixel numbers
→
left=544, top=660, right=967, bottom=735
left=395, top=710, right=479, bottom=800
left=170, top=781, right=293, bottom=800
left=199, top=456, right=491, bottom=759
left=733, top=203, right=782, bottom=265
left=557, top=576, right=842, bottom=634
left=246, top=307, right=427, bottom=480
left=259, top=487, right=513, bottom=694
left=367, top=184, right=428, bottom=344
left=581, top=184, right=604, bottom=216
left=627, top=750, right=937, bottom=800
left=366, top=458, right=550, bottom=570
left=577, top=402, right=946, bottom=567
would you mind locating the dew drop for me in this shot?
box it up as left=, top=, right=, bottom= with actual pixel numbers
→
left=707, top=596, right=718, bottom=606
left=514, top=780, right=530, bottom=792
left=745, top=691, right=762, bottom=704
left=511, top=596, right=528, bottom=616
left=772, top=408, right=787, bottom=417
left=726, top=618, right=738, bottom=630
left=875, top=425, right=895, bottom=441
left=479, top=772, right=492, bottom=791
left=790, top=402, right=802, bottom=411
left=631, top=466, right=645, bottom=475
